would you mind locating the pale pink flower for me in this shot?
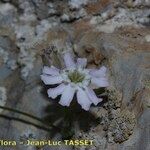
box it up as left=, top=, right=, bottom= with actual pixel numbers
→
left=41, top=52, right=109, bottom=111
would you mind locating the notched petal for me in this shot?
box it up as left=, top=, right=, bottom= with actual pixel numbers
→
left=77, top=58, right=87, bottom=68
left=47, top=83, right=66, bottom=99
left=90, top=66, right=107, bottom=78
left=59, top=84, right=75, bottom=106
left=41, top=75, right=63, bottom=85
left=77, top=88, right=92, bottom=111
left=85, top=87, right=102, bottom=105
left=63, top=52, right=76, bottom=69
left=42, top=66, right=60, bottom=76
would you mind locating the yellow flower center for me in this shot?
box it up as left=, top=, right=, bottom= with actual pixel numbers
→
left=68, top=70, right=85, bottom=83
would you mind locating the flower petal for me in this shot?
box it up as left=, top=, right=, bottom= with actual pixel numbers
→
left=77, top=58, right=87, bottom=68
left=59, top=84, right=75, bottom=106
left=77, top=88, right=92, bottom=111
left=42, top=66, right=60, bottom=76
left=91, top=77, right=109, bottom=87
left=90, top=66, right=107, bottom=78
left=85, top=87, right=102, bottom=105
left=41, top=75, right=63, bottom=85
left=63, top=52, right=76, bottom=69
left=47, top=83, right=66, bottom=99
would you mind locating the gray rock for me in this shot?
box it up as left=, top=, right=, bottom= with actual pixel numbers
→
left=0, top=1, right=150, bottom=150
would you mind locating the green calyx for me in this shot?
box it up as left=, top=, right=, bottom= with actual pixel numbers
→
left=68, top=70, right=85, bottom=83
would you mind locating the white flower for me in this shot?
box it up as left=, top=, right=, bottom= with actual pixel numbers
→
left=41, top=52, right=109, bottom=111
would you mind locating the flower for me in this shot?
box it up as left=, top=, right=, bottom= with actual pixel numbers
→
left=41, top=52, right=109, bottom=111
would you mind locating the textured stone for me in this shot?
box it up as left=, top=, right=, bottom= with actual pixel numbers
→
left=0, top=0, right=150, bottom=150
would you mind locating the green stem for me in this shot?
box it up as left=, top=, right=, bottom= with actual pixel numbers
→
left=0, top=114, right=52, bottom=132
left=0, top=105, right=43, bottom=121
left=0, top=105, right=60, bottom=131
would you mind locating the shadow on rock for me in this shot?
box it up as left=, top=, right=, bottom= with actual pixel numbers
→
left=41, top=86, right=108, bottom=139
left=43, top=102, right=99, bottom=139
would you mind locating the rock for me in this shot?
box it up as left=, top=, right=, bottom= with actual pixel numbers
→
left=0, top=86, right=7, bottom=113
left=0, top=36, right=19, bottom=70
left=85, top=0, right=112, bottom=15
left=32, top=0, right=49, bottom=20
left=0, top=0, right=150, bottom=150
left=0, top=3, right=17, bottom=27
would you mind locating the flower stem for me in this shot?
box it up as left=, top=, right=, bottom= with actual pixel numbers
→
left=0, top=114, right=52, bottom=132
left=0, top=105, right=60, bottom=131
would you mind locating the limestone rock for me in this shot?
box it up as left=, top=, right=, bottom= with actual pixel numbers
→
left=0, top=0, right=150, bottom=150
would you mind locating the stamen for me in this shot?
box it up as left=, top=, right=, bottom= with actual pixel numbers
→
left=68, top=70, right=85, bottom=83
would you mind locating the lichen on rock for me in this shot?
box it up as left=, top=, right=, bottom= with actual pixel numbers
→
left=0, top=47, right=9, bottom=65
left=106, top=109, right=136, bottom=143
left=0, top=87, right=7, bottom=113
left=105, top=87, right=122, bottom=109
left=101, top=87, right=136, bottom=143
left=0, top=0, right=149, bottom=149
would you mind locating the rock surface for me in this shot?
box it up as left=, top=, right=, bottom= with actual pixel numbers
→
left=0, top=0, right=150, bottom=150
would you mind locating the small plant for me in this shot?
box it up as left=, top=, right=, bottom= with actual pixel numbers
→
left=41, top=52, right=109, bottom=111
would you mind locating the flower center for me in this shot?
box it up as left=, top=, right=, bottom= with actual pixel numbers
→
left=68, top=70, right=85, bottom=83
